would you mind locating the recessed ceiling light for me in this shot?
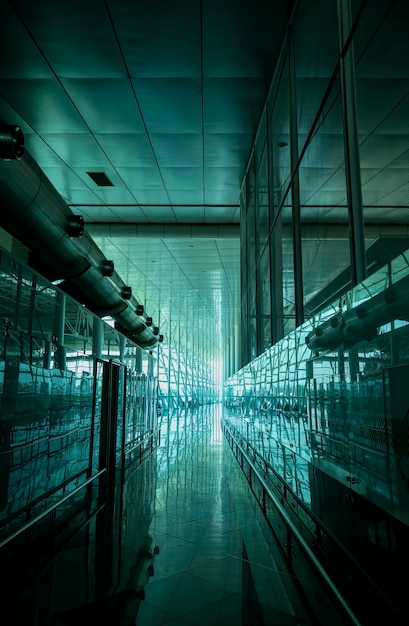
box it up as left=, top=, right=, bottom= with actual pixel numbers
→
left=86, top=171, right=114, bottom=186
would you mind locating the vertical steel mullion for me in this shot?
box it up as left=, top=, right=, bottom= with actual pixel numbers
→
left=338, top=0, right=366, bottom=286
left=288, top=29, right=304, bottom=328
left=254, top=151, right=264, bottom=357
left=121, top=365, right=127, bottom=476
left=263, top=113, right=274, bottom=350
left=267, top=86, right=284, bottom=346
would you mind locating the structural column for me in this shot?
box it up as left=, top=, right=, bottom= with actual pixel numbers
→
left=118, top=334, right=126, bottom=362
left=92, top=317, right=104, bottom=359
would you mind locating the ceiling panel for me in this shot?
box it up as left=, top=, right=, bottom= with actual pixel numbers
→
left=24, top=134, right=68, bottom=167
left=204, top=133, right=254, bottom=168
left=173, top=207, right=205, bottom=222
left=204, top=168, right=243, bottom=190
left=105, top=207, right=149, bottom=222
left=359, top=134, right=409, bottom=168
left=204, top=190, right=240, bottom=205
left=94, top=134, right=157, bottom=168
left=61, top=79, right=146, bottom=134
left=151, top=134, right=204, bottom=168
left=204, top=77, right=269, bottom=133
left=167, top=190, right=205, bottom=205
left=363, top=169, right=409, bottom=192
left=202, top=0, right=286, bottom=78
left=0, top=3, right=53, bottom=79
left=115, top=167, right=164, bottom=190
left=162, top=168, right=204, bottom=190
left=41, top=167, right=90, bottom=193
left=79, top=206, right=126, bottom=222
left=0, top=78, right=88, bottom=133
left=204, top=206, right=238, bottom=221
left=39, top=133, right=111, bottom=168
left=139, top=207, right=178, bottom=222
left=11, top=0, right=126, bottom=79
left=106, top=0, right=202, bottom=79
left=132, top=78, right=203, bottom=133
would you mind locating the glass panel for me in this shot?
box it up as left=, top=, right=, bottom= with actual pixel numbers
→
left=355, top=2, right=409, bottom=224
left=269, top=53, right=291, bottom=338
left=0, top=248, right=158, bottom=538
left=256, top=145, right=271, bottom=351
left=293, top=0, right=349, bottom=321
left=246, top=155, right=257, bottom=361
left=225, top=245, right=409, bottom=537
left=240, top=188, right=249, bottom=366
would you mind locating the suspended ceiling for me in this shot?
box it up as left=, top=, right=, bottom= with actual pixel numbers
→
left=1, top=1, right=409, bottom=364
left=0, top=0, right=289, bottom=360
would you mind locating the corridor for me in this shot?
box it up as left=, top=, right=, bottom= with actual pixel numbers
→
left=138, top=404, right=304, bottom=625
left=1, top=405, right=310, bottom=625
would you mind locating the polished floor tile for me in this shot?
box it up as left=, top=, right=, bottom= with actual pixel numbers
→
left=134, top=405, right=307, bottom=625
left=0, top=405, right=311, bottom=625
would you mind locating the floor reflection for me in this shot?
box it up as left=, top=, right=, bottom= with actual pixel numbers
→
left=0, top=404, right=311, bottom=625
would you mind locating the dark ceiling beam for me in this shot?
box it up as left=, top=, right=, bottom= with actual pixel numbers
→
left=86, top=223, right=409, bottom=240
left=87, top=223, right=240, bottom=239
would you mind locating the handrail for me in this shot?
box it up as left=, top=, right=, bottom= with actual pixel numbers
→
left=0, top=468, right=89, bottom=528
left=226, top=419, right=402, bottom=618
left=0, top=468, right=106, bottom=550
left=125, top=429, right=155, bottom=455
left=223, top=421, right=361, bottom=626
left=0, top=425, right=90, bottom=457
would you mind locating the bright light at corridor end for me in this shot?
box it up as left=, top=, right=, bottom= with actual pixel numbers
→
left=213, top=359, right=223, bottom=397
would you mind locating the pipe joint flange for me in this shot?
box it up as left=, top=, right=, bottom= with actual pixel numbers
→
left=67, top=214, right=84, bottom=238
left=0, top=125, right=25, bottom=160
left=101, top=259, right=114, bottom=277
left=122, top=286, right=132, bottom=300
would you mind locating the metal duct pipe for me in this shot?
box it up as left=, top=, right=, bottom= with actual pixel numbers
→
left=0, top=122, right=160, bottom=349
left=305, top=273, right=409, bottom=353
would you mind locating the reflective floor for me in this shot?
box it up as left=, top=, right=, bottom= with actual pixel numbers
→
left=137, top=405, right=305, bottom=625
left=1, top=405, right=310, bottom=625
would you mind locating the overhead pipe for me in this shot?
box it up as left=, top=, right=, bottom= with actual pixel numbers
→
left=0, top=122, right=161, bottom=349
left=305, top=273, right=409, bottom=353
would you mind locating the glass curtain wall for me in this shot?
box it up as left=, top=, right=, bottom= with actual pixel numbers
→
left=240, top=0, right=374, bottom=365
left=354, top=1, right=409, bottom=227
left=0, top=247, right=158, bottom=541
left=225, top=247, right=409, bottom=618
left=156, top=314, right=217, bottom=412
left=232, top=0, right=409, bottom=617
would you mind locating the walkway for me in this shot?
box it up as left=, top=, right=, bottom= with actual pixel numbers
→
left=1, top=405, right=308, bottom=625
left=136, top=405, right=305, bottom=625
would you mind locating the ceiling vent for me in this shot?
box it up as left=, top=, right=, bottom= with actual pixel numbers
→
left=86, top=171, right=113, bottom=186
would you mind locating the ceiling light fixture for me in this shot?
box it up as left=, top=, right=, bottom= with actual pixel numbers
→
left=86, top=171, right=114, bottom=186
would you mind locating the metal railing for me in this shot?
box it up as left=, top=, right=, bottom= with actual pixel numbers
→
left=0, top=468, right=106, bottom=550
left=223, top=418, right=403, bottom=624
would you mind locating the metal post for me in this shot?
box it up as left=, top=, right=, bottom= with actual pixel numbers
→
left=54, top=292, right=66, bottom=370
left=119, top=334, right=126, bottom=362
left=92, top=317, right=104, bottom=359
